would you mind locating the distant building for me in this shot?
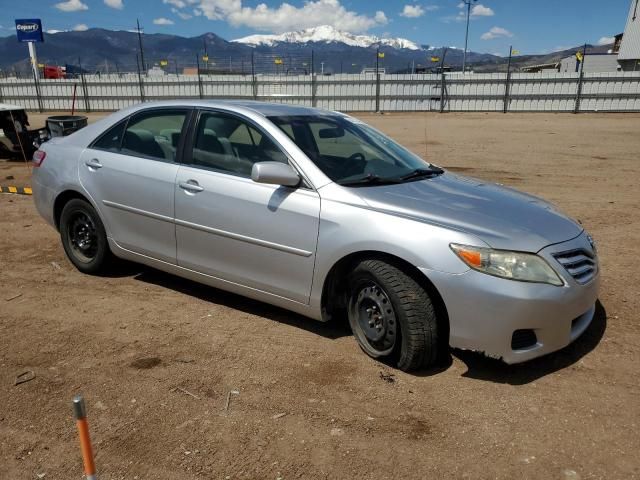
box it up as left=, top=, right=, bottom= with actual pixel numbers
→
left=618, top=0, right=640, bottom=70
left=520, top=62, right=560, bottom=73
left=361, top=67, right=386, bottom=75
left=559, top=53, right=621, bottom=73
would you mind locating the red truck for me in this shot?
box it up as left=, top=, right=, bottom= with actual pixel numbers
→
left=43, top=65, right=65, bottom=79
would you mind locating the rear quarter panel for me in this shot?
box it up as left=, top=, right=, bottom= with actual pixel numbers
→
left=32, top=138, right=91, bottom=228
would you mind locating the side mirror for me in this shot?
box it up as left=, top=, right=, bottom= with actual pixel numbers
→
left=251, top=161, right=301, bottom=187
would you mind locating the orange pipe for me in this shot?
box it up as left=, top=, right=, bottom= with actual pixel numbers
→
left=73, top=395, right=97, bottom=479
left=76, top=418, right=96, bottom=477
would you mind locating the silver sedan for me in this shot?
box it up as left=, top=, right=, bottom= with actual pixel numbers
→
left=32, top=101, right=599, bottom=371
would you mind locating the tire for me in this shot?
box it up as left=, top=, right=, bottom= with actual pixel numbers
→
left=60, top=198, right=111, bottom=274
left=347, top=259, right=439, bottom=372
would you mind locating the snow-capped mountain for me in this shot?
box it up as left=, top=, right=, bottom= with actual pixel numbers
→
left=233, top=25, right=421, bottom=51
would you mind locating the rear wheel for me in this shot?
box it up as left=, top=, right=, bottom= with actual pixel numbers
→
left=60, top=198, right=110, bottom=274
left=347, top=259, right=439, bottom=372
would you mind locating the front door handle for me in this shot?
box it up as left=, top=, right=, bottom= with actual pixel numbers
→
left=85, top=158, right=103, bottom=169
left=179, top=180, right=204, bottom=193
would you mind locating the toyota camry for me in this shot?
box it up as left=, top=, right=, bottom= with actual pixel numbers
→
left=32, top=101, right=600, bottom=371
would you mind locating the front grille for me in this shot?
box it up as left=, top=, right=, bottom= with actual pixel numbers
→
left=553, top=248, right=597, bottom=285
left=511, top=329, right=538, bottom=350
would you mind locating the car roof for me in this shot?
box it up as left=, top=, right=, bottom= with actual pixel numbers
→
left=128, top=100, right=337, bottom=118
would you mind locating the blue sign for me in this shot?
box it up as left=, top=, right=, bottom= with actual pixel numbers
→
left=15, top=19, right=44, bottom=43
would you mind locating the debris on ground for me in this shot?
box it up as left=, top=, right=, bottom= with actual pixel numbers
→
left=14, top=371, right=35, bottom=386
left=50, top=261, right=61, bottom=270
left=379, top=371, right=396, bottom=384
left=272, top=412, right=287, bottom=420
left=5, top=293, right=22, bottom=302
left=171, top=387, right=200, bottom=399
left=224, top=390, right=240, bottom=411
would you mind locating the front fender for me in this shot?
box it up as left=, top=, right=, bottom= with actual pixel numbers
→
left=309, top=193, right=486, bottom=312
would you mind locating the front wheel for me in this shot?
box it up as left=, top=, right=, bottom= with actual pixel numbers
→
left=347, top=259, right=439, bottom=372
left=60, top=198, right=111, bottom=274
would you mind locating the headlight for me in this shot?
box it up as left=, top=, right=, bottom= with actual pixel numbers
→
left=450, top=243, right=564, bottom=286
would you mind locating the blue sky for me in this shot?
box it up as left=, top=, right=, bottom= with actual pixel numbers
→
left=0, top=0, right=633, bottom=54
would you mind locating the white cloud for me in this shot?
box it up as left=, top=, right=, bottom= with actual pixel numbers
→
left=46, top=29, right=67, bottom=34
left=374, top=11, right=388, bottom=24
left=196, top=0, right=242, bottom=20
left=54, top=0, right=88, bottom=12
left=172, top=8, right=193, bottom=19
left=193, top=0, right=388, bottom=33
left=597, top=36, right=615, bottom=46
left=447, top=2, right=494, bottom=22
left=400, top=5, right=425, bottom=18
left=471, top=4, right=494, bottom=17
left=104, top=0, right=123, bottom=9
left=481, top=26, right=513, bottom=40
left=163, top=0, right=188, bottom=7
left=73, top=23, right=89, bottom=31
left=153, top=17, right=175, bottom=25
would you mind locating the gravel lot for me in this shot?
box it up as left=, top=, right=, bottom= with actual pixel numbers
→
left=1, top=111, right=639, bottom=479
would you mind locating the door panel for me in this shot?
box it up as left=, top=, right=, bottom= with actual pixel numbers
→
left=175, top=167, right=320, bottom=303
left=79, top=148, right=179, bottom=263
left=78, top=108, right=188, bottom=263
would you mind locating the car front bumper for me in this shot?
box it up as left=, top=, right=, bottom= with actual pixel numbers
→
left=421, top=232, right=600, bottom=364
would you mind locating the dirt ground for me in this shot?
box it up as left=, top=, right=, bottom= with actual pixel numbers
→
left=1, top=111, right=639, bottom=480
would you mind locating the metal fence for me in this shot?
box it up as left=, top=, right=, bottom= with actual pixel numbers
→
left=2, top=69, right=640, bottom=113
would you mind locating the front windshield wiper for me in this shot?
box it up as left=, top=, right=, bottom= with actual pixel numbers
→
left=396, top=167, right=444, bottom=182
left=337, top=173, right=400, bottom=187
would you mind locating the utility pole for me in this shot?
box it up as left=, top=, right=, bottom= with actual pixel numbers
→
left=461, top=0, right=477, bottom=73
left=136, top=19, right=146, bottom=74
left=439, top=48, right=448, bottom=113
left=574, top=43, right=588, bottom=114
left=503, top=45, right=513, bottom=113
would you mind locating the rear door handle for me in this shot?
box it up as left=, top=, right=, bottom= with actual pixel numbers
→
left=85, top=158, right=103, bottom=169
left=179, top=180, right=204, bottom=193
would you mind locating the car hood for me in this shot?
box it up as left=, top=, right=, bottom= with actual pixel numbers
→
left=354, top=172, right=583, bottom=252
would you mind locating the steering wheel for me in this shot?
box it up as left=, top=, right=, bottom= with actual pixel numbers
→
left=348, top=152, right=366, bottom=162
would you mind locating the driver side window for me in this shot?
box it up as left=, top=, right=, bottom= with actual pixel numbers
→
left=191, top=112, right=288, bottom=177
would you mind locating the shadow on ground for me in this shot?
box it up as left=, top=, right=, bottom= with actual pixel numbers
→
left=130, top=264, right=351, bottom=340
left=110, top=261, right=606, bottom=382
left=449, top=300, right=607, bottom=385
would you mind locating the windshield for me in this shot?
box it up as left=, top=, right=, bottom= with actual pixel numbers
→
left=268, top=114, right=440, bottom=186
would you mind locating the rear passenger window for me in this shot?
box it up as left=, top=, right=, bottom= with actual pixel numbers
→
left=92, top=120, right=126, bottom=152
left=120, top=109, right=188, bottom=162
left=191, top=112, right=288, bottom=177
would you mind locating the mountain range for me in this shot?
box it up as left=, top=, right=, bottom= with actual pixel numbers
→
left=0, top=26, right=607, bottom=75
left=233, top=25, right=422, bottom=51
